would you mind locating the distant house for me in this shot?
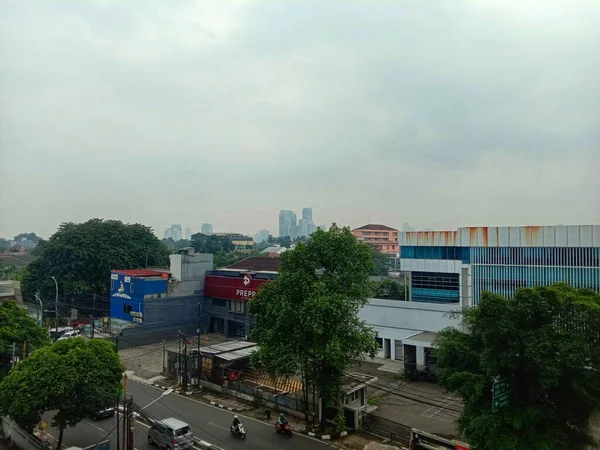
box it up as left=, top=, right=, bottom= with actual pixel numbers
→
left=352, top=224, right=399, bottom=255
left=260, top=245, right=288, bottom=258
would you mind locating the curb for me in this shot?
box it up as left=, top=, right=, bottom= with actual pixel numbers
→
left=209, top=400, right=244, bottom=412
left=303, top=429, right=348, bottom=440
left=153, top=384, right=172, bottom=390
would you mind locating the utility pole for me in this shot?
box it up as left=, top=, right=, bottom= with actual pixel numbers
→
left=183, top=335, right=188, bottom=392
left=35, top=292, right=43, bottom=326
left=51, top=276, right=58, bottom=339
left=93, top=293, right=96, bottom=318
left=178, top=331, right=182, bottom=387
left=122, top=375, right=127, bottom=450
left=196, top=328, right=201, bottom=388
left=22, top=341, right=27, bottom=359
left=91, top=316, right=95, bottom=339
left=127, top=396, right=134, bottom=450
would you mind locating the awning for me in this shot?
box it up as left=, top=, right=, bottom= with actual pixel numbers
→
left=215, top=345, right=258, bottom=362
left=402, top=331, right=438, bottom=348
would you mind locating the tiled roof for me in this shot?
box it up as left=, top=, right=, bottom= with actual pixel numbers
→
left=353, top=224, right=398, bottom=232
left=111, top=269, right=168, bottom=277
left=226, top=256, right=281, bottom=272
left=0, top=253, right=38, bottom=267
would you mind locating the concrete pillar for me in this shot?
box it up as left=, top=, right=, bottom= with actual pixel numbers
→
left=416, top=346, right=425, bottom=369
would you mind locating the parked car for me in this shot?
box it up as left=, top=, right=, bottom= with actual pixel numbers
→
left=148, top=418, right=194, bottom=450
left=57, top=330, right=81, bottom=341
left=94, top=406, right=116, bottom=420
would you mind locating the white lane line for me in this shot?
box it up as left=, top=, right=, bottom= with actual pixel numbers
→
left=82, top=421, right=107, bottom=432
left=129, top=380, right=327, bottom=446
left=135, top=420, right=150, bottom=428
left=208, top=422, right=229, bottom=431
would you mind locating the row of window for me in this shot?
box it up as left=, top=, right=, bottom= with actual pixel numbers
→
left=401, top=246, right=600, bottom=267
left=471, top=246, right=600, bottom=267
left=212, top=298, right=245, bottom=314
left=401, top=246, right=470, bottom=263
left=412, top=271, right=460, bottom=291
left=471, top=265, right=600, bottom=305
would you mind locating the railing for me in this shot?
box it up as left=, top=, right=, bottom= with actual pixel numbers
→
left=361, top=412, right=411, bottom=443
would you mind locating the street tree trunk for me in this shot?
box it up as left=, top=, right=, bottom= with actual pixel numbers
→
left=56, top=426, right=65, bottom=450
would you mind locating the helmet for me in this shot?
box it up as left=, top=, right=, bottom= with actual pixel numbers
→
left=234, top=415, right=238, bottom=419
left=280, top=412, right=285, bottom=418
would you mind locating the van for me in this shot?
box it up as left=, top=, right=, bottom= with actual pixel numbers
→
left=147, top=418, right=194, bottom=450
left=57, top=330, right=81, bottom=341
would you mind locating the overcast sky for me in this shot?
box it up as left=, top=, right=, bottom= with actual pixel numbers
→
left=1, top=0, right=598, bottom=239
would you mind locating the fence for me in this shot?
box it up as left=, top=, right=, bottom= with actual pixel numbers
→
left=1, top=417, right=52, bottom=450
left=361, top=412, right=411, bottom=443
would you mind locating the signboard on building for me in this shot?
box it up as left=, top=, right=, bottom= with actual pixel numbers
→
left=204, top=275, right=270, bottom=301
left=130, top=311, right=143, bottom=324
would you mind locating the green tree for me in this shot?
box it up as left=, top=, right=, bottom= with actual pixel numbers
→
left=21, top=219, right=169, bottom=301
left=31, top=238, right=47, bottom=257
left=0, top=238, right=9, bottom=252
left=369, top=248, right=389, bottom=276
left=434, top=284, right=600, bottom=450
left=0, top=301, right=50, bottom=378
left=370, top=279, right=406, bottom=300
left=0, top=339, right=124, bottom=450
left=191, top=233, right=233, bottom=254
left=13, top=233, right=40, bottom=243
left=278, top=236, right=292, bottom=248
left=249, top=224, right=378, bottom=429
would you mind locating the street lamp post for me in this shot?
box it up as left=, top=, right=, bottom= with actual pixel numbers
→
left=34, top=292, right=43, bottom=327
left=51, top=277, right=58, bottom=339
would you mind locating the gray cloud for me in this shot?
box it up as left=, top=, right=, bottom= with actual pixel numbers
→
left=1, top=0, right=598, bottom=238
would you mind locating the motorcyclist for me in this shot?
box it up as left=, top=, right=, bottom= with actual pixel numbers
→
left=277, top=412, right=288, bottom=428
left=232, top=415, right=241, bottom=432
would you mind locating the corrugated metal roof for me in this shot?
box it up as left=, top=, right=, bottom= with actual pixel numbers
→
left=226, top=256, right=281, bottom=271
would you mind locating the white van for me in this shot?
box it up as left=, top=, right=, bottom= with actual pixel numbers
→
left=57, top=330, right=81, bottom=341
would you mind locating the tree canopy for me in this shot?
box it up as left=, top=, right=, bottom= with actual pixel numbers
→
left=0, top=338, right=124, bottom=450
left=434, top=284, right=600, bottom=450
left=370, top=278, right=406, bottom=300
left=21, top=219, right=170, bottom=301
left=0, top=301, right=50, bottom=378
left=369, top=248, right=390, bottom=276
left=249, top=223, right=378, bottom=429
left=191, top=233, right=233, bottom=254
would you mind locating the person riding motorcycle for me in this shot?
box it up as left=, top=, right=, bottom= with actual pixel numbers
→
left=232, top=415, right=241, bottom=432
left=277, top=412, right=288, bottom=428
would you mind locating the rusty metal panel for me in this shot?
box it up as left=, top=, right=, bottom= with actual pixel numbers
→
left=555, top=226, right=567, bottom=246
left=487, top=227, right=499, bottom=247
left=580, top=226, right=593, bottom=247
left=509, top=227, right=521, bottom=246
left=459, top=228, right=470, bottom=247
left=592, top=226, right=600, bottom=247
left=498, top=227, right=510, bottom=246
left=566, top=226, right=580, bottom=247
left=520, top=227, right=532, bottom=247
left=439, top=231, right=458, bottom=246
left=542, top=226, right=555, bottom=247
left=520, top=226, right=544, bottom=247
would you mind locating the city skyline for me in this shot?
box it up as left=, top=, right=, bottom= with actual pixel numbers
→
left=1, top=1, right=599, bottom=238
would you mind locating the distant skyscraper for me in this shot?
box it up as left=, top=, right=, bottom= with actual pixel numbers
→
left=171, top=224, right=183, bottom=241
left=254, top=229, right=270, bottom=243
left=164, top=228, right=173, bottom=239
left=184, top=227, right=192, bottom=240
left=279, top=210, right=297, bottom=239
left=201, top=223, right=213, bottom=235
left=302, top=207, right=313, bottom=222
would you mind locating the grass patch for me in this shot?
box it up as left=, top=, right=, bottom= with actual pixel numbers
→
left=367, top=397, right=380, bottom=406
left=388, top=371, right=407, bottom=381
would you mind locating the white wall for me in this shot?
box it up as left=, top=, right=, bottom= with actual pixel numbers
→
left=169, top=253, right=213, bottom=296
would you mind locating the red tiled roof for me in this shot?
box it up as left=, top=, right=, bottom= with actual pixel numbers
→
left=112, top=269, right=168, bottom=277
left=353, top=224, right=398, bottom=232
left=226, top=256, right=281, bottom=272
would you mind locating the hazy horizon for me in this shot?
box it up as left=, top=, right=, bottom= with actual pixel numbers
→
left=1, top=0, right=599, bottom=239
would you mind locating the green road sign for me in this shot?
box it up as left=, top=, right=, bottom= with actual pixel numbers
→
left=492, top=378, right=511, bottom=412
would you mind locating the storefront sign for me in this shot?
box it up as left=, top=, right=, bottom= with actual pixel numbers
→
left=235, top=289, right=256, bottom=299
left=205, top=275, right=270, bottom=301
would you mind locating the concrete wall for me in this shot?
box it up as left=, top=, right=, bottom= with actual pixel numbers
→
left=2, top=416, right=49, bottom=450
left=144, top=295, right=202, bottom=327
left=169, top=253, right=213, bottom=296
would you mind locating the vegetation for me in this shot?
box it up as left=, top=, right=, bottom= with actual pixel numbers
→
left=249, top=224, right=378, bottom=430
left=0, top=238, right=8, bottom=252
left=434, top=284, right=600, bottom=450
left=21, top=219, right=169, bottom=301
left=161, top=238, right=191, bottom=251
left=267, top=235, right=292, bottom=248
left=0, top=338, right=124, bottom=450
left=191, top=233, right=234, bottom=254
left=0, top=301, right=50, bottom=379
left=370, top=278, right=406, bottom=300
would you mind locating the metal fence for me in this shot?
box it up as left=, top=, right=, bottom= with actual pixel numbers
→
left=1, top=416, right=52, bottom=450
left=361, top=412, right=411, bottom=443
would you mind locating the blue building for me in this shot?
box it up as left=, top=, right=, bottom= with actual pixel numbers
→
left=400, top=225, right=600, bottom=306
left=109, top=269, right=169, bottom=323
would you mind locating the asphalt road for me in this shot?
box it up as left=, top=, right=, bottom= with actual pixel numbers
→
left=44, top=380, right=327, bottom=450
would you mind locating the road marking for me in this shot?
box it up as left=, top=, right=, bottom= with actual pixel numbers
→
left=208, top=422, right=228, bottom=431
left=135, top=420, right=150, bottom=428
left=83, top=421, right=107, bottom=432
left=130, top=380, right=328, bottom=446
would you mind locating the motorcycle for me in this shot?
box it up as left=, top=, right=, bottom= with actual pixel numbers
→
left=275, top=421, right=292, bottom=437
left=230, top=423, right=246, bottom=439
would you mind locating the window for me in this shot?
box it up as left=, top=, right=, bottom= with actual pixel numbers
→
left=212, top=298, right=226, bottom=308
left=130, top=283, right=134, bottom=294
left=229, top=300, right=244, bottom=314
left=123, top=304, right=132, bottom=314
left=111, top=280, right=114, bottom=290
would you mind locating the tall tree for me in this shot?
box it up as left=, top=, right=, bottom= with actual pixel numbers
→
left=21, top=219, right=169, bottom=301
left=434, top=284, right=600, bottom=450
left=13, top=233, right=40, bottom=243
left=0, top=301, right=50, bottom=379
left=0, top=339, right=124, bottom=450
left=249, top=224, right=378, bottom=429
left=191, top=233, right=233, bottom=254
left=0, top=238, right=9, bottom=252
left=369, top=248, right=389, bottom=276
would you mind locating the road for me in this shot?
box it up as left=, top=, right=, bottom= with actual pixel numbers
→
left=44, top=380, right=327, bottom=450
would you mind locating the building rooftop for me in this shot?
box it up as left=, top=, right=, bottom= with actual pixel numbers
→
left=111, top=269, right=169, bottom=278
left=0, top=253, right=38, bottom=267
left=353, top=224, right=398, bottom=232
left=226, top=256, right=281, bottom=272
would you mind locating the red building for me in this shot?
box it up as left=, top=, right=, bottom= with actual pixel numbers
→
left=203, top=257, right=279, bottom=338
